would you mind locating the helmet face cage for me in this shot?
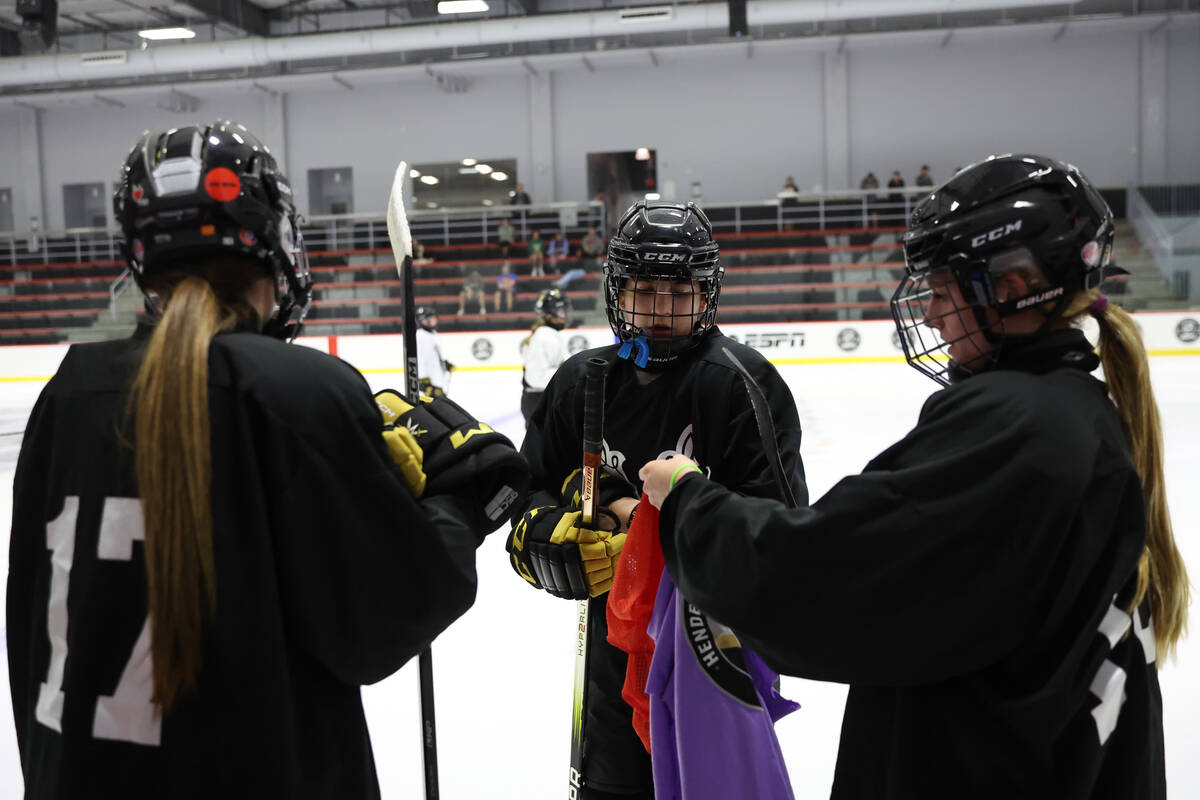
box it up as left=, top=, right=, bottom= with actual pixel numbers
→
left=114, top=120, right=312, bottom=341
left=603, top=201, right=723, bottom=369
left=892, top=154, right=1114, bottom=386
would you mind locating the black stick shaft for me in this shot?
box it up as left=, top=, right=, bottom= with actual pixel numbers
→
left=570, top=356, right=608, bottom=798
left=721, top=347, right=798, bottom=509
left=401, top=252, right=439, bottom=800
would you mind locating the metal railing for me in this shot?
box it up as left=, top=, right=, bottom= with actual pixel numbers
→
left=700, top=186, right=929, bottom=234
left=0, top=185, right=930, bottom=266
left=301, top=201, right=607, bottom=252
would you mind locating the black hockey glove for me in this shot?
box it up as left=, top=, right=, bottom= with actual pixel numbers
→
left=558, top=466, right=637, bottom=509
left=506, top=505, right=623, bottom=599
left=375, top=389, right=529, bottom=531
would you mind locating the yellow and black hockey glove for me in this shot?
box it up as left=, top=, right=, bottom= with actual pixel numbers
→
left=381, top=423, right=426, bottom=496
left=506, top=505, right=624, bottom=599
left=558, top=466, right=637, bottom=509
left=375, top=389, right=530, bottom=531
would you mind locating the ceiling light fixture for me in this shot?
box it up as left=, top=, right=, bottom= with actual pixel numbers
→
left=474, top=164, right=493, bottom=174
left=461, top=158, right=477, bottom=166
left=420, top=175, right=440, bottom=185
left=490, top=172, right=509, bottom=181
left=137, top=27, right=196, bottom=41
left=438, top=1, right=489, bottom=14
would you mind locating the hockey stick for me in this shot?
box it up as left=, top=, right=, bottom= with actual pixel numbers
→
left=388, top=161, right=439, bottom=800
left=570, top=356, right=609, bottom=798
left=721, top=347, right=799, bottom=509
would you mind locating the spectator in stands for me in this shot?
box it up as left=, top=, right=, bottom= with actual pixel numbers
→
left=497, top=217, right=516, bottom=259
left=496, top=262, right=517, bottom=313
left=457, top=269, right=488, bottom=315
left=528, top=230, right=546, bottom=277
left=781, top=176, right=799, bottom=193
left=916, top=165, right=934, bottom=187
left=412, top=238, right=427, bottom=262
left=887, top=170, right=905, bottom=201
left=510, top=183, right=532, bottom=206
left=580, top=226, right=605, bottom=266
left=547, top=231, right=570, bottom=274
left=861, top=172, right=882, bottom=227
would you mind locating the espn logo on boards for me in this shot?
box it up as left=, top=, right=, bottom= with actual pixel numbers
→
left=970, top=220, right=1022, bottom=249
left=640, top=252, right=687, bottom=262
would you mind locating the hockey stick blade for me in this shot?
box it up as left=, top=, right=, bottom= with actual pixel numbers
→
left=387, top=161, right=438, bottom=800
left=387, top=161, right=420, bottom=401
left=721, top=347, right=798, bottom=510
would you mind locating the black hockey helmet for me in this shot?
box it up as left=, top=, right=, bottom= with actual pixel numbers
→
left=416, top=306, right=437, bottom=330
left=535, top=288, right=568, bottom=319
left=891, top=153, right=1115, bottom=385
left=603, top=201, right=723, bottom=369
left=113, top=120, right=312, bottom=340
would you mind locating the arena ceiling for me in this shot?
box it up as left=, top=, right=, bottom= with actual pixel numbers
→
left=0, top=0, right=1194, bottom=96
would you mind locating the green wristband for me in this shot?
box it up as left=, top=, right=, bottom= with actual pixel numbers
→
left=669, top=463, right=703, bottom=491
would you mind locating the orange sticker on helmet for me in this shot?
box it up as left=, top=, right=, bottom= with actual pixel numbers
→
left=204, top=167, right=241, bottom=202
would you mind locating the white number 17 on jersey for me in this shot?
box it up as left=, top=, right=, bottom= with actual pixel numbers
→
left=36, top=496, right=162, bottom=747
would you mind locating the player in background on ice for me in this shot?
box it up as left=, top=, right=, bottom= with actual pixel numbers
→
left=507, top=201, right=807, bottom=800
left=640, top=155, right=1189, bottom=800
left=415, top=305, right=453, bottom=397
left=519, top=288, right=569, bottom=425
left=7, top=121, right=528, bottom=800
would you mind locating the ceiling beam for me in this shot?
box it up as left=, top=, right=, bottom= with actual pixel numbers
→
left=181, top=0, right=270, bottom=37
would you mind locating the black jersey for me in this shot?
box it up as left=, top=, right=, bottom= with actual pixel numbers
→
left=8, top=328, right=486, bottom=800
left=521, top=328, right=808, bottom=793
left=659, top=330, right=1165, bottom=799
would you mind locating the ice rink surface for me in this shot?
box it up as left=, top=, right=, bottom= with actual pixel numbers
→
left=0, top=355, right=1196, bottom=799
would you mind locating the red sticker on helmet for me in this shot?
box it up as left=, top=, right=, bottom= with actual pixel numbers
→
left=1081, top=240, right=1101, bottom=267
left=204, top=167, right=241, bottom=202
left=238, top=229, right=257, bottom=247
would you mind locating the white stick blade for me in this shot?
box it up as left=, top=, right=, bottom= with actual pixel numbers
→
left=386, top=161, right=413, bottom=268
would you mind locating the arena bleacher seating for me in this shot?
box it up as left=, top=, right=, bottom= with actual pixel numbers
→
left=0, top=199, right=1130, bottom=344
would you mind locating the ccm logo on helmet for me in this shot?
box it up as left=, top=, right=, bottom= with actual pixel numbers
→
left=970, top=220, right=1022, bottom=249
left=641, top=252, right=687, bottom=262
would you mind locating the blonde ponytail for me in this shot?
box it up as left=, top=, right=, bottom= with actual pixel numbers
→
left=1064, top=290, right=1190, bottom=662
left=129, top=266, right=254, bottom=708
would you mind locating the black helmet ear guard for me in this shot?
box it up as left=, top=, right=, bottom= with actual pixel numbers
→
left=602, top=201, right=724, bottom=369
left=891, top=154, right=1115, bottom=386
left=113, top=120, right=312, bottom=340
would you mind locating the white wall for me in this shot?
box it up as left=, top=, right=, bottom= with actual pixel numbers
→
left=0, top=112, right=22, bottom=229
left=285, top=74, right=533, bottom=216
left=553, top=47, right=827, bottom=202
left=1, top=18, right=1198, bottom=231
left=1166, top=24, right=1200, bottom=183
left=848, top=29, right=1141, bottom=188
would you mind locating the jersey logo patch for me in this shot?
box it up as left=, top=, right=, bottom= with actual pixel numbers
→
left=682, top=600, right=761, bottom=709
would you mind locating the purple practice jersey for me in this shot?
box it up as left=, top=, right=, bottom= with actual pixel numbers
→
left=646, top=570, right=799, bottom=800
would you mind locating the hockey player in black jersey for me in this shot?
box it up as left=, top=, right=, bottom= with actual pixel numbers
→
left=7, top=121, right=527, bottom=800
left=506, top=201, right=808, bottom=799
left=641, top=155, right=1189, bottom=799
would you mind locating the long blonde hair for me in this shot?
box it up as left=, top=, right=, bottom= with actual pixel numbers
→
left=129, top=260, right=265, bottom=709
left=1061, top=290, right=1190, bottom=662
